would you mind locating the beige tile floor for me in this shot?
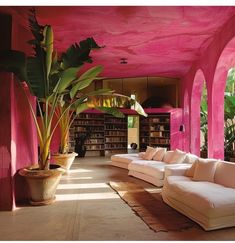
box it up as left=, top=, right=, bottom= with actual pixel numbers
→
left=1, top=156, right=235, bottom=240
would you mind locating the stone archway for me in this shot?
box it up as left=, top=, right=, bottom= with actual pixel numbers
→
left=208, top=38, right=235, bottom=159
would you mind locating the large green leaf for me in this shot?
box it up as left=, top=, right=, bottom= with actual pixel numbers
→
left=225, top=95, right=235, bottom=119
left=61, top=37, right=102, bottom=70
left=131, top=99, right=148, bottom=117
left=75, top=102, right=89, bottom=114
left=27, top=10, right=49, bottom=98
left=26, top=56, right=46, bottom=98
left=200, top=99, right=208, bottom=114
left=95, top=107, right=125, bottom=118
left=70, top=65, right=103, bottom=98
left=55, top=67, right=80, bottom=93
left=0, top=50, right=27, bottom=81
left=42, top=25, right=53, bottom=79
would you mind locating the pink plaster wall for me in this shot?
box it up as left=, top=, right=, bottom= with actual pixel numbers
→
left=190, top=69, right=206, bottom=156
left=182, top=15, right=235, bottom=159
left=0, top=73, right=13, bottom=210
left=12, top=81, right=38, bottom=205
left=0, top=14, right=37, bottom=210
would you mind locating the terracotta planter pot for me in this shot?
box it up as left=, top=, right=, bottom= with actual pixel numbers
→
left=51, top=152, right=78, bottom=172
left=19, top=164, right=63, bottom=206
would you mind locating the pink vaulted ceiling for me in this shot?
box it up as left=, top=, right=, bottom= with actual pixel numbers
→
left=5, top=6, right=235, bottom=78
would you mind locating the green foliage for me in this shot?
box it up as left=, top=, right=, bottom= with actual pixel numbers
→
left=200, top=70, right=235, bottom=155
left=61, top=37, right=101, bottom=70
left=200, top=82, right=208, bottom=151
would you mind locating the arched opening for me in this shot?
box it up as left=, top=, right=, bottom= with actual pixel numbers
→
left=224, top=68, right=235, bottom=161
left=208, top=37, right=235, bottom=159
left=200, top=81, right=208, bottom=158
left=190, top=69, right=207, bottom=156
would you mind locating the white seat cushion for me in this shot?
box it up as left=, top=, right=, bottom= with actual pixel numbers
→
left=164, top=176, right=235, bottom=218
left=111, top=154, right=139, bottom=164
left=128, top=160, right=166, bottom=180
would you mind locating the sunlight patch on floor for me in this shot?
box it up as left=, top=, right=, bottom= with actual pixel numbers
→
left=55, top=192, right=119, bottom=201
left=60, top=176, right=93, bottom=181
left=67, top=168, right=93, bottom=173
left=57, top=183, right=110, bottom=190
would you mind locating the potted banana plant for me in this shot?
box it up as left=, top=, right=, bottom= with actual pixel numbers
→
left=0, top=9, right=104, bottom=205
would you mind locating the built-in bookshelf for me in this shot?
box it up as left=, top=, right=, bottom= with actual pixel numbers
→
left=73, top=112, right=105, bottom=156
left=104, top=114, right=128, bottom=155
left=139, top=113, right=171, bottom=151
left=69, top=108, right=183, bottom=156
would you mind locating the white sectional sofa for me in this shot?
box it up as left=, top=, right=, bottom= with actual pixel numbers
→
left=111, top=147, right=198, bottom=187
left=163, top=159, right=235, bottom=231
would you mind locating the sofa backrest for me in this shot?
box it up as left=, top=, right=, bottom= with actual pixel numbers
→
left=214, top=160, right=235, bottom=189
left=183, top=153, right=198, bottom=164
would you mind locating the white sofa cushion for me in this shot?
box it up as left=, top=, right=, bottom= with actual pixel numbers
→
left=162, top=150, right=174, bottom=163
left=111, top=153, right=139, bottom=164
left=184, top=161, right=197, bottom=177
left=152, top=147, right=167, bottom=161
left=183, top=153, right=198, bottom=164
left=193, top=158, right=218, bottom=182
left=143, top=146, right=158, bottom=160
left=215, top=160, right=235, bottom=189
left=164, top=164, right=191, bottom=178
left=163, top=149, right=187, bottom=164
left=128, top=160, right=166, bottom=180
left=164, top=175, right=235, bottom=218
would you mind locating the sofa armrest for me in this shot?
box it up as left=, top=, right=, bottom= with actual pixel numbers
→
left=164, top=164, right=191, bottom=178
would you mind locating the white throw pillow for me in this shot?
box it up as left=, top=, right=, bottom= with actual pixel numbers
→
left=162, top=151, right=174, bottom=163
left=183, top=153, right=198, bottom=164
left=164, top=149, right=187, bottom=164
left=214, top=161, right=235, bottom=189
left=143, top=146, right=158, bottom=160
left=153, top=147, right=167, bottom=161
left=193, top=158, right=218, bottom=182
left=184, top=161, right=198, bottom=177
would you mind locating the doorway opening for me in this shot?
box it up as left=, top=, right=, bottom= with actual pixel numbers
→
left=127, top=115, right=139, bottom=153
left=200, top=81, right=208, bottom=158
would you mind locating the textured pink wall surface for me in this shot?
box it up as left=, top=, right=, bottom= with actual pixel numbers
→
left=0, top=76, right=38, bottom=211
left=0, top=73, right=13, bottom=210
left=190, top=69, right=206, bottom=156
left=0, top=15, right=37, bottom=211
left=12, top=82, right=38, bottom=205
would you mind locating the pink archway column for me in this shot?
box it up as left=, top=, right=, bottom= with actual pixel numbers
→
left=182, top=89, right=190, bottom=152
left=190, top=69, right=206, bottom=156
left=207, top=67, right=227, bottom=159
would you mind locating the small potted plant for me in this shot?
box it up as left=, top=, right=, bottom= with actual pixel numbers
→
left=51, top=38, right=103, bottom=171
